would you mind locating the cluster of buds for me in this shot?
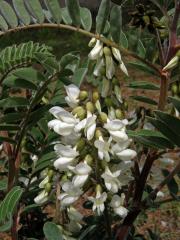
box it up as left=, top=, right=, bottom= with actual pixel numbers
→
left=34, top=169, right=54, bottom=204
left=88, top=38, right=128, bottom=99
left=41, top=82, right=137, bottom=220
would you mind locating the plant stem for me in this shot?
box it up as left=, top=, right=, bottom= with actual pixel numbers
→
left=158, top=72, right=169, bottom=110
left=0, top=23, right=161, bottom=76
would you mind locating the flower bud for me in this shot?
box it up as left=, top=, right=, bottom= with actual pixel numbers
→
left=123, top=101, right=128, bottom=110
left=171, top=83, right=178, bottom=95
left=86, top=102, right=94, bottom=113
left=72, top=106, right=86, bottom=120
left=84, top=154, right=93, bottom=165
left=48, top=169, right=54, bottom=179
left=76, top=139, right=85, bottom=151
left=99, top=112, right=108, bottom=123
left=45, top=183, right=51, bottom=193
left=92, top=91, right=100, bottom=103
left=95, top=129, right=103, bottom=139
left=163, top=56, right=179, bottom=71
left=105, top=97, right=113, bottom=107
left=88, top=37, right=96, bottom=47
left=115, top=109, right=124, bottom=119
left=79, top=91, right=88, bottom=101
left=103, top=47, right=112, bottom=57
left=95, top=184, right=102, bottom=194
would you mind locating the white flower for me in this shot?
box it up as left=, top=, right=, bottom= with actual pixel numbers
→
left=101, top=166, right=121, bottom=193
left=110, top=194, right=128, bottom=218
left=88, top=39, right=103, bottom=60
left=112, top=47, right=128, bottom=76
left=114, top=148, right=137, bottom=161
left=39, top=176, right=49, bottom=188
left=48, top=107, right=78, bottom=136
left=114, top=85, right=123, bottom=103
left=59, top=181, right=82, bottom=207
left=88, top=190, right=107, bottom=215
left=104, top=119, right=129, bottom=142
left=75, top=112, right=97, bottom=140
left=94, top=136, right=111, bottom=162
left=34, top=190, right=48, bottom=204
left=69, top=162, right=92, bottom=187
left=93, top=58, right=105, bottom=77
left=157, top=191, right=165, bottom=198
left=54, top=144, right=79, bottom=171
left=101, top=77, right=110, bottom=98
left=64, top=84, right=80, bottom=108
left=105, top=55, right=115, bottom=79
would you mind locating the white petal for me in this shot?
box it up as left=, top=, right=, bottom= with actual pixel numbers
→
left=72, top=175, right=88, bottom=187
left=88, top=40, right=103, bottom=60
left=120, top=62, right=128, bottom=76
left=34, top=190, right=48, bottom=204
left=74, top=118, right=87, bottom=132
left=114, top=206, right=128, bottom=218
left=86, top=122, right=96, bottom=140
left=65, top=84, right=80, bottom=100
left=116, top=149, right=137, bottom=161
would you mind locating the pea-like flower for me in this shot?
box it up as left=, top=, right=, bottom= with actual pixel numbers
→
left=34, top=190, right=48, bottom=204
left=112, top=47, right=128, bottom=76
left=54, top=144, right=79, bottom=171
left=101, top=166, right=121, bottom=193
left=104, top=119, right=129, bottom=143
left=48, top=106, right=78, bottom=136
left=88, top=39, right=103, bottom=60
left=110, top=194, right=128, bottom=218
left=59, top=181, right=83, bottom=207
left=112, top=141, right=137, bottom=161
left=88, top=188, right=107, bottom=215
left=69, top=162, right=92, bottom=187
left=64, top=84, right=80, bottom=108
left=94, top=136, right=111, bottom=162
left=75, top=112, right=97, bottom=140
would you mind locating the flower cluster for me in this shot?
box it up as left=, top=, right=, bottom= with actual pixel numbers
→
left=45, top=82, right=137, bottom=218
left=88, top=38, right=128, bottom=99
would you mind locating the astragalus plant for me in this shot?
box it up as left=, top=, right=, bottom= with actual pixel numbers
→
left=0, top=0, right=179, bottom=240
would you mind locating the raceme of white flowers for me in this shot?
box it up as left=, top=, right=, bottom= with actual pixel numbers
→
left=34, top=39, right=136, bottom=225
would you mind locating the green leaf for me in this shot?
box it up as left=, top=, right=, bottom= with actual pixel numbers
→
left=0, top=112, right=24, bottom=123
left=43, top=222, right=63, bottom=240
left=65, top=0, right=81, bottom=26
left=96, top=0, right=110, bottom=34
left=60, top=52, right=80, bottom=69
left=61, top=7, right=72, bottom=25
left=155, top=111, right=180, bottom=137
left=44, top=0, right=62, bottom=23
left=0, top=1, right=18, bottom=28
left=25, top=0, right=44, bottom=24
left=3, top=75, right=37, bottom=90
left=130, top=95, right=157, bottom=105
left=0, top=97, right=29, bottom=109
left=110, top=5, right=122, bottom=43
left=0, top=15, right=8, bottom=31
left=0, top=124, right=20, bottom=131
left=13, top=67, right=45, bottom=83
left=0, top=186, right=23, bottom=231
left=79, top=225, right=97, bottom=240
left=128, top=62, right=157, bottom=76
left=169, top=97, right=180, bottom=112
left=128, top=81, right=159, bottom=90
left=80, top=8, right=92, bottom=31
left=128, top=129, right=174, bottom=149
left=0, top=136, right=16, bottom=144
left=148, top=117, right=178, bottom=147
left=120, top=31, right=128, bottom=49
left=162, top=169, right=179, bottom=196
left=0, top=214, right=12, bottom=232
left=137, top=40, right=146, bottom=58
left=0, top=179, right=7, bottom=191
left=12, top=0, right=31, bottom=25
left=72, top=60, right=89, bottom=87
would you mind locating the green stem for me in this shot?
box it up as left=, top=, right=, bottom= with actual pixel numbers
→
left=0, top=23, right=161, bottom=76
